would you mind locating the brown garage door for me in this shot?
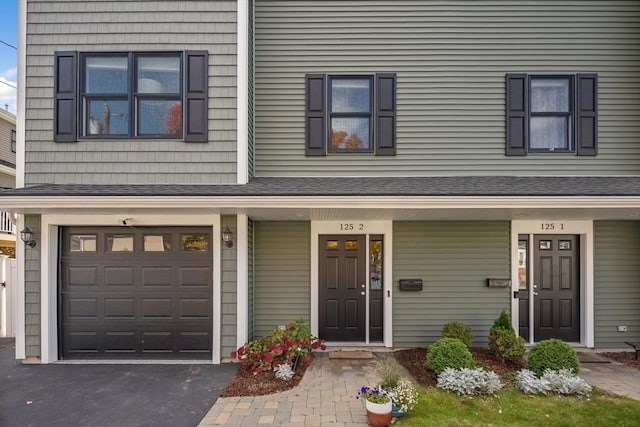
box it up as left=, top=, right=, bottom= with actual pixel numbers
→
left=59, top=226, right=213, bottom=360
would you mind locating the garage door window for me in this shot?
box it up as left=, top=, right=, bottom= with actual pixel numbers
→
left=106, top=234, right=134, bottom=252
left=144, top=234, right=173, bottom=252
left=181, top=234, right=209, bottom=252
left=70, top=234, right=97, bottom=252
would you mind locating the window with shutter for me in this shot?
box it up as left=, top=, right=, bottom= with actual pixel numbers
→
left=53, top=51, right=208, bottom=142
left=305, top=73, right=396, bottom=156
left=505, top=73, right=597, bottom=156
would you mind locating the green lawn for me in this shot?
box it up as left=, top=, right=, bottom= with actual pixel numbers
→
left=395, top=388, right=640, bottom=426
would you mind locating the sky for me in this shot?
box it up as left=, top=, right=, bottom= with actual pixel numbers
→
left=0, top=0, right=17, bottom=114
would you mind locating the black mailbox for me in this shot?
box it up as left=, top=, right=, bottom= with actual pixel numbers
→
left=399, top=279, right=423, bottom=291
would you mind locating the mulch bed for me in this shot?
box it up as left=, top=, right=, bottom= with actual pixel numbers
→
left=220, top=362, right=310, bottom=397
left=220, top=348, right=640, bottom=398
left=599, top=352, right=640, bottom=370
left=393, top=347, right=524, bottom=387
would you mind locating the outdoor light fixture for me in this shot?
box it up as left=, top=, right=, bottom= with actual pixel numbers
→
left=20, top=227, right=37, bottom=248
left=222, top=226, right=234, bottom=248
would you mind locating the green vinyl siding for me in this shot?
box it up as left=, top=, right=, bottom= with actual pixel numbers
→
left=393, top=221, right=510, bottom=347
left=594, top=221, right=640, bottom=347
left=255, top=0, right=640, bottom=176
left=253, top=221, right=310, bottom=338
left=221, top=216, right=238, bottom=357
left=248, top=218, right=255, bottom=340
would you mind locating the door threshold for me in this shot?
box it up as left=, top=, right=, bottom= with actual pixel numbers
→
left=323, top=342, right=392, bottom=352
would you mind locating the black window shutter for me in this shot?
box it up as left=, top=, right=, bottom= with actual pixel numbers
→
left=375, top=73, right=396, bottom=155
left=505, top=74, right=528, bottom=156
left=576, top=74, right=598, bottom=156
left=305, top=74, right=326, bottom=156
left=184, top=51, right=209, bottom=142
left=54, top=51, right=77, bottom=142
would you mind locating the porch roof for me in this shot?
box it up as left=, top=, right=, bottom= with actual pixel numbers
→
left=2, top=176, right=640, bottom=197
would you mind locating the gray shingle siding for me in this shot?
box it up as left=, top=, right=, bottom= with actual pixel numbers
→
left=25, top=0, right=238, bottom=186
left=254, top=0, right=640, bottom=177
left=24, top=215, right=41, bottom=358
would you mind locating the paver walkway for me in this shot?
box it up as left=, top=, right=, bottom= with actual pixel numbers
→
left=200, top=350, right=640, bottom=426
left=199, top=352, right=380, bottom=427
left=578, top=353, right=640, bottom=400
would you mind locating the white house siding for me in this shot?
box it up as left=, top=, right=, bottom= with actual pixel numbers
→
left=254, top=0, right=640, bottom=176
left=25, top=0, right=238, bottom=185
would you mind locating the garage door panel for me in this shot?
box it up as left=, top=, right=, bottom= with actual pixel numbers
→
left=60, top=226, right=213, bottom=360
left=104, top=298, right=136, bottom=318
left=179, top=299, right=210, bottom=318
left=179, top=267, right=210, bottom=287
left=142, top=298, right=173, bottom=318
left=67, top=267, right=98, bottom=287
left=105, top=267, right=135, bottom=286
left=142, top=267, right=174, bottom=287
left=68, top=298, right=98, bottom=318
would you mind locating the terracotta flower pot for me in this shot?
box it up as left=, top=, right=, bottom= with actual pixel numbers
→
left=365, top=399, right=392, bottom=427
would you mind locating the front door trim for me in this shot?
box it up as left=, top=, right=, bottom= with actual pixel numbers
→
left=511, top=220, right=593, bottom=347
left=311, top=221, right=393, bottom=347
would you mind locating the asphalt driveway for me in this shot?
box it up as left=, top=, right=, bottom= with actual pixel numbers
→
left=0, top=338, right=238, bottom=427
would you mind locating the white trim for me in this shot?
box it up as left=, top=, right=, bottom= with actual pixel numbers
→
left=236, top=0, right=249, bottom=184
left=14, top=215, right=25, bottom=359
left=311, top=221, right=393, bottom=347
left=16, top=0, right=26, bottom=188
left=212, top=214, right=222, bottom=364
left=39, top=214, right=223, bottom=364
left=511, top=220, right=593, bottom=347
left=236, top=214, right=249, bottom=347
left=0, top=164, right=16, bottom=176
left=3, top=195, right=640, bottom=213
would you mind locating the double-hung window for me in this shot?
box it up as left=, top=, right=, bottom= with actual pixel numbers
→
left=54, top=51, right=208, bottom=142
left=506, top=73, right=597, bottom=156
left=329, top=77, right=373, bottom=152
left=305, top=73, right=396, bottom=156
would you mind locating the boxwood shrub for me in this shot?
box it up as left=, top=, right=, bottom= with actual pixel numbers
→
left=426, top=337, right=475, bottom=375
left=442, top=321, right=474, bottom=347
left=527, top=338, right=580, bottom=376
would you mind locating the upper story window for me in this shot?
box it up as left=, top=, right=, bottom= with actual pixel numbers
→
left=329, top=77, right=372, bottom=152
left=54, top=51, right=208, bottom=143
left=10, top=129, right=16, bottom=153
left=305, top=73, right=396, bottom=156
left=82, top=54, right=181, bottom=138
left=506, top=73, right=597, bottom=156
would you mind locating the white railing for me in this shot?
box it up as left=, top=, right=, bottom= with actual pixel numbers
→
left=0, top=211, right=14, bottom=235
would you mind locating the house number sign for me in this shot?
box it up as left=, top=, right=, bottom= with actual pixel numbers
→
left=339, top=223, right=364, bottom=231
left=540, top=223, right=565, bottom=231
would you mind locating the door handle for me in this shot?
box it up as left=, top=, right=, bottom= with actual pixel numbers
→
left=360, top=291, right=365, bottom=296
left=533, top=292, right=539, bottom=296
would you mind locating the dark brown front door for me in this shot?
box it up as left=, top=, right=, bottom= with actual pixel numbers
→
left=319, top=235, right=366, bottom=341
left=533, top=235, right=580, bottom=341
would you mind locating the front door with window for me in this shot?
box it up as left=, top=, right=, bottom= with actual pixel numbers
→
left=318, top=235, right=366, bottom=341
left=521, top=235, right=580, bottom=342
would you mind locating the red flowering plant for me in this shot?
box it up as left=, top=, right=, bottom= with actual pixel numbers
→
left=231, top=318, right=326, bottom=375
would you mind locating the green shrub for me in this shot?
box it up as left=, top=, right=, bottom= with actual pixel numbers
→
left=490, top=309, right=514, bottom=334
left=493, top=328, right=526, bottom=363
left=441, top=322, right=474, bottom=347
left=426, top=337, right=475, bottom=375
left=526, top=339, right=580, bottom=377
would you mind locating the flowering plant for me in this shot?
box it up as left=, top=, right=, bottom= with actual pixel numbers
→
left=389, top=380, right=419, bottom=412
left=356, top=386, right=391, bottom=404
left=231, top=318, right=326, bottom=375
